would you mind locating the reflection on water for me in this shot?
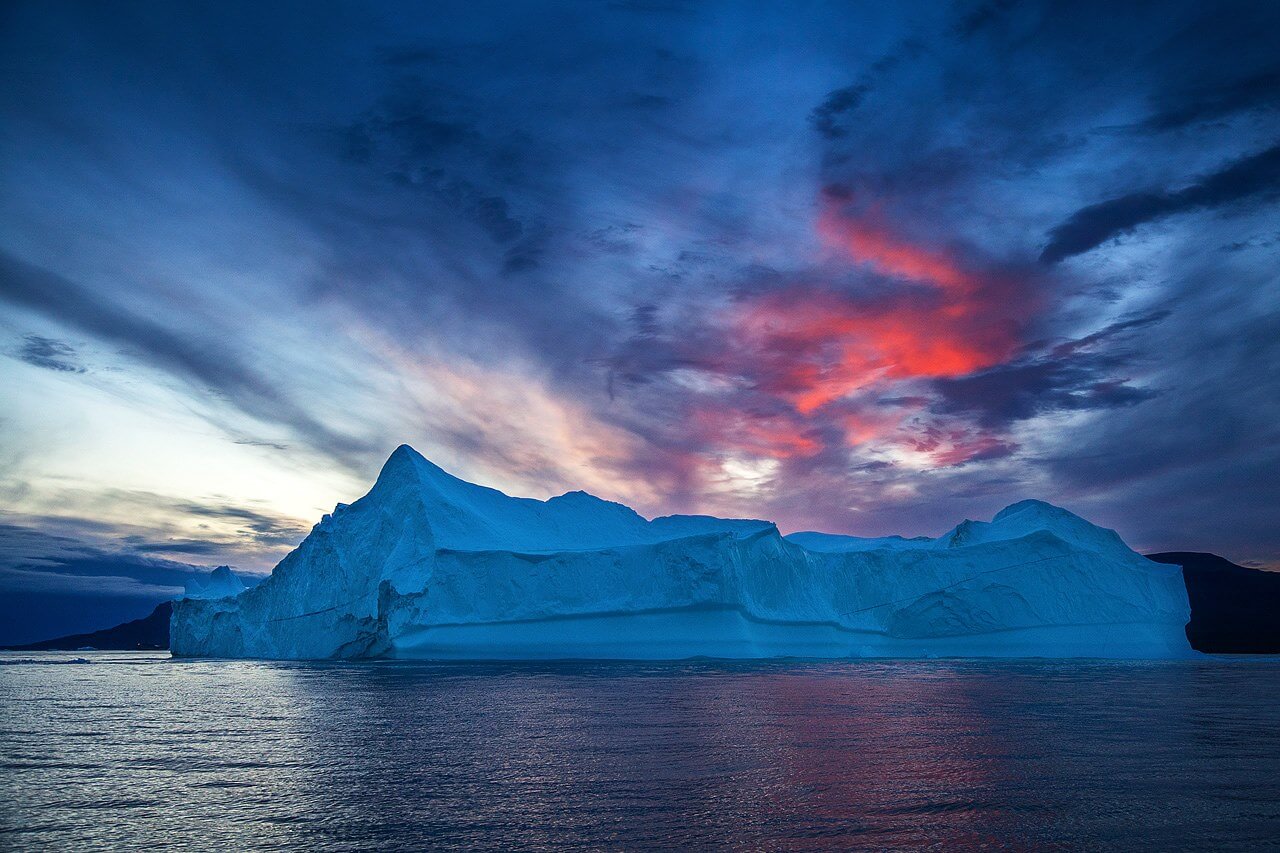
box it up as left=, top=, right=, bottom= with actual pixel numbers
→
left=2, top=653, right=1279, bottom=850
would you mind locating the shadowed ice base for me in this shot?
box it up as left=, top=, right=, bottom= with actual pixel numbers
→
left=392, top=605, right=1195, bottom=660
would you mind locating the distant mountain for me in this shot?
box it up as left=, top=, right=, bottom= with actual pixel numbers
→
left=1146, top=552, right=1280, bottom=654
left=2, top=566, right=259, bottom=652
left=4, top=601, right=171, bottom=651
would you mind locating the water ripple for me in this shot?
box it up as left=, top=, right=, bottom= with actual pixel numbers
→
left=2, top=651, right=1279, bottom=850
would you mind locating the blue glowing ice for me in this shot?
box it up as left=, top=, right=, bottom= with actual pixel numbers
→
left=172, top=445, right=1192, bottom=659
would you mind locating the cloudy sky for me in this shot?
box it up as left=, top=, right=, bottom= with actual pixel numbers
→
left=2, top=0, right=1278, bottom=642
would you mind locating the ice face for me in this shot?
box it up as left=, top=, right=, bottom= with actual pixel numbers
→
left=171, top=445, right=1194, bottom=660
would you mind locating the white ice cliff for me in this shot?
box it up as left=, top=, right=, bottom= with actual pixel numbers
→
left=170, top=445, right=1193, bottom=659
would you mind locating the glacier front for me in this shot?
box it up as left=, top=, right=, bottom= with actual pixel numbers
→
left=171, top=445, right=1193, bottom=660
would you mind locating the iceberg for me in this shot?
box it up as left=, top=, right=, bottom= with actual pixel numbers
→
left=181, top=565, right=249, bottom=600
left=171, top=445, right=1193, bottom=660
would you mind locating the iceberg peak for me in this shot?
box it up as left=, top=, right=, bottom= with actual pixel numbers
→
left=375, top=444, right=459, bottom=490
left=181, top=565, right=248, bottom=601
left=994, top=498, right=1073, bottom=522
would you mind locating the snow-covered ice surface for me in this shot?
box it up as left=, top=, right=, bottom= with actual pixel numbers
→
left=171, top=445, right=1193, bottom=660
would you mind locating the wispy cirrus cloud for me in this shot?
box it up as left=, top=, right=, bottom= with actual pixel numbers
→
left=13, top=335, right=86, bottom=373
left=0, top=252, right=375, bottom=466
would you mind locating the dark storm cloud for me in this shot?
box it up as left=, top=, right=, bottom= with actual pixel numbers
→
left=811, top=84, right=872, bottom=139
left=933, top=360, right=1157, bottom=427
left=0, top=251, right=372, bottom=463
left=339, top=79, right=531, bottom=248
left=1140, top=65, right=1280, bottom=132
left=931, top=310, right=1170, bottom=427
left=1044, top=266, right=1274, bottom=484
left=810, top=40, right=924, bottom=139
left=1047, top=310, right=1172, bottom=358
left=950, top=0, right=1018, bottom=37
left=214, top=22, right=679, bottom=387
left=597, top=298, right=728, bottom=398
left=14, top=335, right=85, bottom=373
left=1040, top=143, right=1280, bottom=264
left=813, top=2, right=1280, bottom=232
left=1039, top=258, right=1280, bottom=563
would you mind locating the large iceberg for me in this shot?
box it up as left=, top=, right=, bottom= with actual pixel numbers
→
left=171, top=445, right=1193, bottom=660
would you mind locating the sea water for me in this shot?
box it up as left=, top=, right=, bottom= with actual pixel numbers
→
left=2, top=652, right=1278, bottom=850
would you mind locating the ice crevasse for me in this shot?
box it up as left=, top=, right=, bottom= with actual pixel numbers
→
left=171, top=445, right=1194, bottom=660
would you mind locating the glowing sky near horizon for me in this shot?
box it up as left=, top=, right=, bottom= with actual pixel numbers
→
left=1, top=0, right=1279, bottom=642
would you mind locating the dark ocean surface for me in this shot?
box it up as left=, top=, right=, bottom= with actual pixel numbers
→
left=2, top=652, right=1279, bottom=850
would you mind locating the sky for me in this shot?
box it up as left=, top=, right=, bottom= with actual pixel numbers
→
left=2, top=0, right=1278, bottom=643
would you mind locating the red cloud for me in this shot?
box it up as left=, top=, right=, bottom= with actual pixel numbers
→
left=908, top=425, right=1018, bottom=467
left=711, top=200, right=1037, bottom=460
left=689, top=406, right=822, bottom=459
left=842, top=409, right=903, bottom=447
left=815, top=206, right=972, bottom=293
left=735, top=289, right=1013, bottom=414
